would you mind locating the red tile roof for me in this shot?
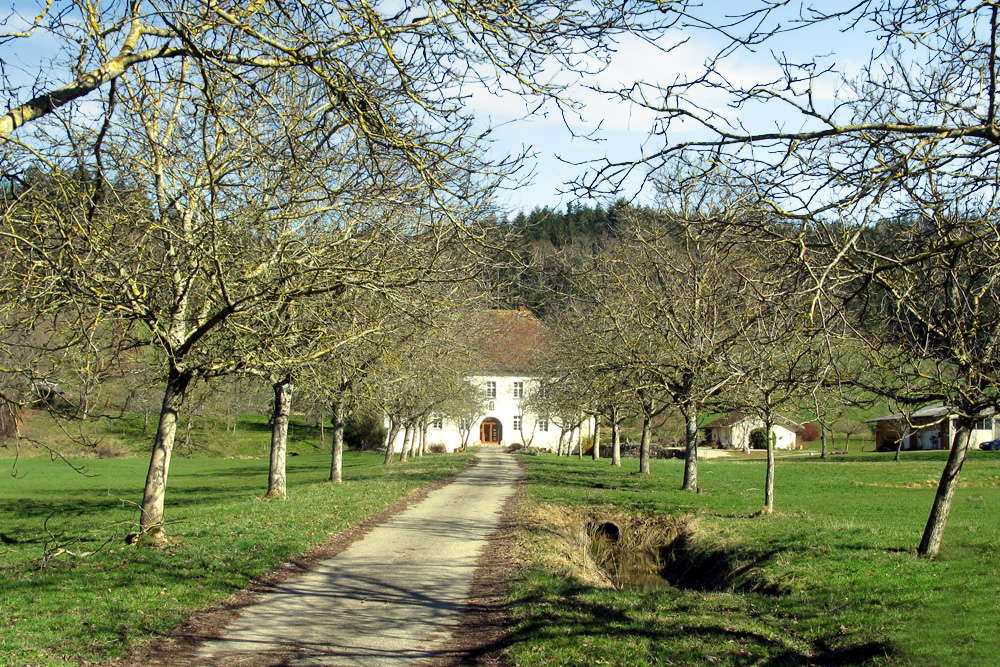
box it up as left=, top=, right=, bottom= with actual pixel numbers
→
left=471, top=308, right=550, bottom=373
left=704, top=412, right=746, bottom=429
left=704, top=411, right=803, bottom=431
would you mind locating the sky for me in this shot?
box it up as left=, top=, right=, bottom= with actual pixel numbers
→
left=470, top=5, right=878, bottom=215
left=1, top=1, right=881, bottom=216
left=472, top=30, right=717, bottom=213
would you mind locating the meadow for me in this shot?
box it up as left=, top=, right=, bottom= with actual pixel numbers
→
left=0, top=445, right=469, bottom=666
left=4, top=421, right=997, bottom=667
left=503, top=450, right=1000, bottom=667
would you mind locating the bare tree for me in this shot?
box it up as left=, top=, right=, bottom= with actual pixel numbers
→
left=589, top=1, right=1000, bottom=557
left=834, top=418, right=869, bottom=454
left=2, top=62, right=485, bottom=539
left=2, top=0, right=688, bottom=540
left=591, top=205, right=769, bottom=486
left=375, top=303, right=482, bottom=462
left=726, top=305, right=826, bottom=513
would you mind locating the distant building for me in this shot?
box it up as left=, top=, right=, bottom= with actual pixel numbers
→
left=867, top=404, right=997, bottom=451
left=703, top=412, right=803, bottom=451
left=387, top=308, right=589, bottom=453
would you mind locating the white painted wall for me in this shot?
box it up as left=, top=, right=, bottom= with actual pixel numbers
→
left=388, top=372, right=590, bottom=453
left=710, top=417, right=800, bottom=450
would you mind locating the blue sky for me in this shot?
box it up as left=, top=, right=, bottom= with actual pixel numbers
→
left=476, top=6, right=879, bottom=214
left=2, top=1, right=880, bottom=215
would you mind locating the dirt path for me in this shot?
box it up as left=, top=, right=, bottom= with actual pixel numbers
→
left=164, top=449, right=522, bottom=667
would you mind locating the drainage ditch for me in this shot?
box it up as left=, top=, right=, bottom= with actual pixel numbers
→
left=586, top=514, right=787, bottom=596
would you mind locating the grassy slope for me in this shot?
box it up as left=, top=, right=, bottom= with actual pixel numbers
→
left=507, top=450, right=1000, bottom=667
left=9, top=410, right=331, bottom=460
left=0, top=449, right=470, bottom=666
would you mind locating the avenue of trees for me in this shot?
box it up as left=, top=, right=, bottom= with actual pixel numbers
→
left=0, top=0, right=679, bottom=540
left=2, top=0, right=997, bottom=561
left=581, top=0, right=1000, bottom=558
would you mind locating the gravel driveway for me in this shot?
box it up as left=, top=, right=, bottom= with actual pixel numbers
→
left=186, top=449, right=522, bottom=667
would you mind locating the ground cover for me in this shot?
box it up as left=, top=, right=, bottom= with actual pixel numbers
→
left=504, top=451, right=1000, bottom=666
left=8, top=410, right=331, bottom=460
left=0, top=449, right=470, bottom=666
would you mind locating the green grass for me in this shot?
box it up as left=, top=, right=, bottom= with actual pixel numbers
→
left=506, top=451, right=1000, bottom=667
left=9, top=409, right=332, bottom=460
left=0, top=448, right=470, bottom=666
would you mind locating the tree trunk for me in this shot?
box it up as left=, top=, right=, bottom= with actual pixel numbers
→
left=266, top=375, right=293, bottom=499
left=400, top=423, right=412, bottom=462
left=639, top=415, right=652, bottom=474
left=329, top=398, right=345, bottom=484
left=577, top=425, right=583, bottom=459
left=681, top=404, right=699, bottom=491
left=183, top=414, right=193, bottom=451
left=320, top=417, right=326, bottom=449
left=383, top=416, right=400, bottom=464
left=918, top=420, right=973, bottom=558
left=592, top=414, right=601, bottom=461
left=610, top=407, right=621, bottom=468
left=814, top=394, right=827, bottom=459
left=139, top=368, right=192, bottom=540
left=556, top=428, right=565, bottom=456
left=763, top=417, right=775, bottom=513
left=418, top=419, right=427, bottom=457
left=894, top=423, right=909, bottom=462
left=639, top=392, right=652, bottom=475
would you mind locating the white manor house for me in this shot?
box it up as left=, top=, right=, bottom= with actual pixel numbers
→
left=387, top=308, right=590, bottom=453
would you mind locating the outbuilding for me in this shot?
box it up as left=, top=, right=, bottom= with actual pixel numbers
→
left=703, top=412, right=803, bottom=451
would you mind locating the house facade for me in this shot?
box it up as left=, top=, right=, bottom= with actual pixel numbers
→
left=417, top=372, right=572, bottom=452
left=868, top=404, right=997, bottom=451
left=703, top=412, right=803, bottom=451
left=387, top=308, right=589, bottom=453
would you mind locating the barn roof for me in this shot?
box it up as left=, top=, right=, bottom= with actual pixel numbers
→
left=866, top=403, right=996, bottom=422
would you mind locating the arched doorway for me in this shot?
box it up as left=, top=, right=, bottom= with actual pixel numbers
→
left=480, top=418, right=502, bottom=444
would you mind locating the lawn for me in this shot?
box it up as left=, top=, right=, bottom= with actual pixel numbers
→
left=11, top=409, right=331, bottom=460
left=505, top=450, right=1000, bottom=667
left=0, top=448, right=470, bottom=666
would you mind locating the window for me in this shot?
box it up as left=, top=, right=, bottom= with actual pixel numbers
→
left=537, top=419, right=548, bottom=432
left=512, top=381, right=524, bottom=398
left=459, top=418, right=470, bottom=431
left=488, top=401, right=494, bottom=411
left=975, top=417, right=993, bottom=430
left=485, top=381, right=496, bottom=398
left=430, top=415, right=443, bottom=430
left=513, top=415, right=522, bottom=430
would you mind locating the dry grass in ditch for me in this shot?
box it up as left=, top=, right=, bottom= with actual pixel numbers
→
left=517, top=503, right=700, bottom=589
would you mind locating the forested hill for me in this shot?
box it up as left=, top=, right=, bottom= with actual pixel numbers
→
left=506, top=200, right=637, bottom=247
left=483, top=200, right=656, bottom=316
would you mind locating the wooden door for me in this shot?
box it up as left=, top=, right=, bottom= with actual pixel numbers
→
left=480, top=420, right=500, bottom=443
